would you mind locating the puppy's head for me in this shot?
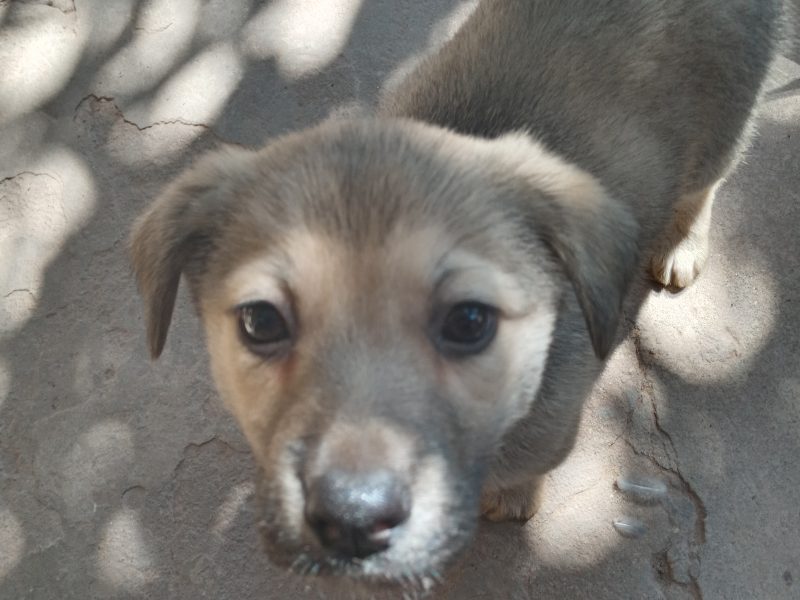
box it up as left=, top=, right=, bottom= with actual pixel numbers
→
left=130, top=119, right=637, bottom=587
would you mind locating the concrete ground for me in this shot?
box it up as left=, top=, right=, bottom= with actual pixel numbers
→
left=1, top=1, right=798, bottom=598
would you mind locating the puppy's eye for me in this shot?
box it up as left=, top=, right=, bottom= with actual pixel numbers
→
left=238, top=302, right=291, bottom=351
left=437, top=302, right=498, bottom=355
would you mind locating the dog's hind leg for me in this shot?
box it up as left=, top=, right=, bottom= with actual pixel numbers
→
left=649, top=180, right=721, bottom=289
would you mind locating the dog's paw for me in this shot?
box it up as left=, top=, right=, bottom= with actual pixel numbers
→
left=649, top=231, right=709, bottom=289
left=480, top=478, right=543, bottom=522
left=650, top=183, right=718, bottom=289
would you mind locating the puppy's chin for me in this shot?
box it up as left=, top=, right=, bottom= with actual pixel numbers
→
left=253, top=469, right=480, bottom=592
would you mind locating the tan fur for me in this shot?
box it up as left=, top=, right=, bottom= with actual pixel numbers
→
left=650, top=182, right=720, bottom=288
left=481, top=475, right=544, bottom=522
left=203, top=219, right=562, bottom=462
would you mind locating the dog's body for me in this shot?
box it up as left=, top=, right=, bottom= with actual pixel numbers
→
left=130, top=0, right=788, bottom=590
left=383, top=0, right=788, bottom=523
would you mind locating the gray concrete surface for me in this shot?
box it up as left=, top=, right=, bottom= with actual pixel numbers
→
left=1, top=1, right=798, bottom=598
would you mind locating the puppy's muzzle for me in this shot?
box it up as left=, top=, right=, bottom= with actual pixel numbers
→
left=304, top=469, right=411, bottom=559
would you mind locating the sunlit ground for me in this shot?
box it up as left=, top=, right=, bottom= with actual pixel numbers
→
left=0, top=2, right=798, bottom=599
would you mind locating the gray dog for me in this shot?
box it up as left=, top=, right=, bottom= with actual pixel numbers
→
left=130, top=0, right=790, bottom=591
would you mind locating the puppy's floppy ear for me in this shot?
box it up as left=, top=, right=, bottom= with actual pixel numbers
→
left=129, top=147, right=257, bottom=358
left=530, top=183, right=639, bottom=359
left=492, top=134, right=640, bottom=359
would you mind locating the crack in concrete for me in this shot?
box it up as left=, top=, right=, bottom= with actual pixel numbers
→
left=4, top=0, right=76, bottom=16
left=629, top=324, right=678, bottom=462
left=50, top=0, right=75, bottom=15
left=0, top=170, right=61, bottom=186
left=627, top=322, right=707, bottom=600
left=3, top=288, right=35, bottom=299
left=623, top=439, right=704, bottom=600
left=121, top=484, right=146, bottom=498
left=74, top=94, right=212, bottom=132
left=172, top=436, right=249, bottom=476
left=651, top=549, right=704, bottom=600
left=21, top=0, right=75, bottom=15
left=134, top=22, right=173, bottom=33
left=630, top=324, right=708, bottom=541
left=72, top=94, right=248, bottom=148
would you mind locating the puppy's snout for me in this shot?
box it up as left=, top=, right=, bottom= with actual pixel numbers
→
left=305, top=469, right=411, bottom=559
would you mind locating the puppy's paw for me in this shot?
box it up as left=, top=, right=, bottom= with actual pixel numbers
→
left=480, top=478, right=543, bottom=522
left=650, top=183, right=718, bottom=289
left=649, top=232, right=709, bottom=289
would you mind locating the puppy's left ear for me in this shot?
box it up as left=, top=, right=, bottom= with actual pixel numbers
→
left=492, top=134, right=640, bottom=359
left=129, top=147, right=257, bottom=358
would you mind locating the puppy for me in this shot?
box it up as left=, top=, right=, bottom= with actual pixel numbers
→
left=130, top=0, right=788, bottom=590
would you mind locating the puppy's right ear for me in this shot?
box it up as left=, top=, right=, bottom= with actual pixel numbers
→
left=129, top=147, right=257, bottom=358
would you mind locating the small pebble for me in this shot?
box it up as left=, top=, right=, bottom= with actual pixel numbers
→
left=615, top=475, right=667, bottom=504
left=613, top=516, right=647, bottom=539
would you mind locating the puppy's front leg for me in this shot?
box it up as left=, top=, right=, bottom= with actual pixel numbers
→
left=650, top=181, right=720, bottom=289
left=480, top=476, right=544, bottom=522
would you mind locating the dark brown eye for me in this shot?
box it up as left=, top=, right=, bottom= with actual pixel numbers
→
left=437, top=302, right=498, bottom=356
left=238, top=302, right=291, bottom=353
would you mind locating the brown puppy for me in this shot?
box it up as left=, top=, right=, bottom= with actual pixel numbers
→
left=130, top=0, right=788, bottom=590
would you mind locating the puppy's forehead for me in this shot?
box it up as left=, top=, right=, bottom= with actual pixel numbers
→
left=199, top=120, right=554, bottom=309
left=228, top=119, right=511, bottom=241
left=221, top=225, right=466, bottom=301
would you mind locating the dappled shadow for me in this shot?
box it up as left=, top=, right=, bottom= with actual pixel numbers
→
left=633, top=114, right=800, bottom=596
left=1, top=1, right=798, bottom=599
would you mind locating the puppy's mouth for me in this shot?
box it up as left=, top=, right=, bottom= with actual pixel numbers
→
left=257, top=520, right=467, bottom=593
left=254, top=458, right=480, bottom=589
left=261, top=539, right=446, bottom=591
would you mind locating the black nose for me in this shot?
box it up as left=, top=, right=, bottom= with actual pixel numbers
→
left=305, top=469, right=411, bottom=559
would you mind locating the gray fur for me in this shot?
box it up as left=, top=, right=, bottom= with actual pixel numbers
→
left=386, top=0, right=787, bottom=231
left=383, top=0, right=786, bottom=513
left=130, top=0, right=788, bottom=588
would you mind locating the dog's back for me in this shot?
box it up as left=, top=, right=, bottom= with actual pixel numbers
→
left=384, top=0, right=787, bottom=237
